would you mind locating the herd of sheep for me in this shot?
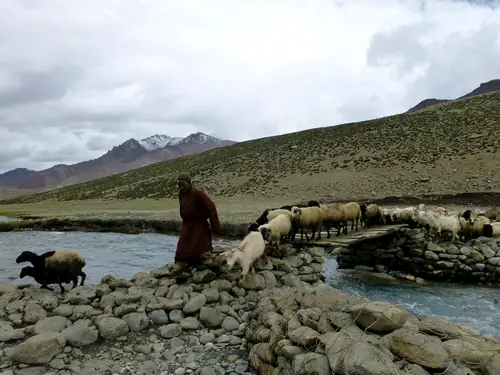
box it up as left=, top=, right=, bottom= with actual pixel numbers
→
left=247, top=201, right=500, bottom=247
left=215, top=202, right=500, bottom=285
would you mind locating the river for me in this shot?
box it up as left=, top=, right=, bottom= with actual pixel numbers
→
left=0, top=229, right=498, bottom=338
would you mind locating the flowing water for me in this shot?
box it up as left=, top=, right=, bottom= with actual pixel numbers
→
left=0, top=228, right=499, bottom=338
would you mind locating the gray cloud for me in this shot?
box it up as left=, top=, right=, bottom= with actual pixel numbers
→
left=367, top=18, right=500, bottom=107
left=0, top=0, right=500, bottom=172
left=0, top=65, right=82, bottom=108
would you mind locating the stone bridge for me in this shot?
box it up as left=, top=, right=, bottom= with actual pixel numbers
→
left=284, top=224, right=405, bottom=248
left=285, top=224, right=500, bottom=285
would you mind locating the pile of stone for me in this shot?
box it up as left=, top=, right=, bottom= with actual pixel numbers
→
left=246, top=284, right=500, bottom=374
left=0, top=245, right=323, bottom=374
left=337, top=227, right=500, bottom=284
left=1, top=242, right=499, bottom=375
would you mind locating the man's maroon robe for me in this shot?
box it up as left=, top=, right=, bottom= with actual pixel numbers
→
left=174, top=186, right=221, bottom=266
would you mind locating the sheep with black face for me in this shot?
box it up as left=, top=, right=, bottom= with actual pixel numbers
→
left=19, top=266, right=75, bottom=293
left=16, top=250, right=86, bottom=293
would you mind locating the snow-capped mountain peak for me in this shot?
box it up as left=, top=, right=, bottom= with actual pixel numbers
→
left=138, top=134, right=183, bottom=151
left=121, top=138, right=141, bottom=150
left=176, top=132, right=221, bottom=145
left=138, top=132, right=225, bottom=150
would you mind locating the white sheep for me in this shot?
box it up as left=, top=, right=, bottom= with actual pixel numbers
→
left=411, top=208, right=429, bottom=228
left=258, top=213, right=292, bottom=252
left=247, top=208, right=292, bottom=232
left=291, top=206, right=324, bottom=241
left=424, top=211, right=461, bottom=242
left=267, top=208, right=292, bottom=221
left=221, top=231, right=266, bottom=284
left=444, top=210, right=460, bottom=218
left=320, top=203, right=345, bottom=238
left=382, top=207, right=394, bottom=224
left=419, top=204, right=447, bottom=215
left=483, top=222, right=500, bottom=237
left=341, top=202, right=361, bottom=233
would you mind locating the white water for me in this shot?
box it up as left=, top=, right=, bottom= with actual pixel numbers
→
left=0, top=230, right=498, bottom=338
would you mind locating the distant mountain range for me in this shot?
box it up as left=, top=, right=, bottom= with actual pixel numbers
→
left=0, top=132, right=236, bottom=194
left=407, top=79, right=500, bottom=112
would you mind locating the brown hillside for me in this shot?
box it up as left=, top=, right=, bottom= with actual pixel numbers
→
left=0, top=136, right=235, bottom=195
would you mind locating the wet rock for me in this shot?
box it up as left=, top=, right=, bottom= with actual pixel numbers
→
left=61, top=320, right=99, bottom=347
left=241, top=273, right=266, bottom=290
left=291, top=352, right=330, bottom=375
left=289, top=326, right=320, bottom=346
left=336, top=341, right=399, bottom=374
left=180, top=317, right=200, bottom=330
left=222, top=316, right=240, bottom=332
left=52, top=304, right=73, bottom=317
left=192, top=270, right=216, bottom=284
left=202, top=288, right=219, bottom=303
left=23, top=301, right=47, bottom=324
left=122, top=312, right=149, bottom=332
left=169, top=309, right=184, bottom=323
left=33, top=316, right=71, bottom=334
left=0, top=324, right=25, bottom=342
left=160, top=323, right=182, bottom=338
left=387, top=328, right=451, bottom=369
left=183, top=294, right=207, bottom=314
left=199, top=307, right=224, bottom=328
left=351, top=301, right=408, bottom=333
left=9, top=333, right=66, bottom=365
left=96, top=317, right=129, bottom=339
left=149, top=309, right=169, bottom=325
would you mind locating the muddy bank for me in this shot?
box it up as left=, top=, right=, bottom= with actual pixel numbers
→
left=0, top=218, right=248, bottom=239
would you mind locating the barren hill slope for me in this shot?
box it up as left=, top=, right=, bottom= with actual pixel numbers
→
left=3, top=91, right=500, bottom=204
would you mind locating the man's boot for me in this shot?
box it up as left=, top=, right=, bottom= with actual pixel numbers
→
left=168, top=262, right=186, bottom=276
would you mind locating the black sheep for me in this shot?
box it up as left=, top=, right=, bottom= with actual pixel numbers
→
left=462, top=209, right=473, bottom=221
left=19, top=266, right=74, bottom=294
left=359, top=204, right=368, bottom=227
left=306, top=200, right=320, bottom=207
left=16, top=250, right=86, bottom=293
left=247, top=222, right=260, bottom=232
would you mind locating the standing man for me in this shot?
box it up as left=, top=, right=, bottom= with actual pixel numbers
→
left=171, top=173, right=221, bottom=271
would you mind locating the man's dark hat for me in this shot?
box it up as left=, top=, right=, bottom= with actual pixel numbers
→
left=177, top=173, right=192, bottom=183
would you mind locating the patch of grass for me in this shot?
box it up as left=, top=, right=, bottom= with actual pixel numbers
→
left=0, top=210, right=24, bottom=218
left=2, top=92, right=500, bottom=204
left=0, top=198, right=290, bottom=225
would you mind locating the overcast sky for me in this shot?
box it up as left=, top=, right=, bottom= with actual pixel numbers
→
left=0, top=0, right=499, bottom=173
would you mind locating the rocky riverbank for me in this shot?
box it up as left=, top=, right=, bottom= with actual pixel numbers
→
left=336, top=227, right=500, bottom=285
left=0, top=244, right=324, bottom=374
left=0, top=217, right=248, bottom=239
left=1, top=245, right=499, bottom=375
